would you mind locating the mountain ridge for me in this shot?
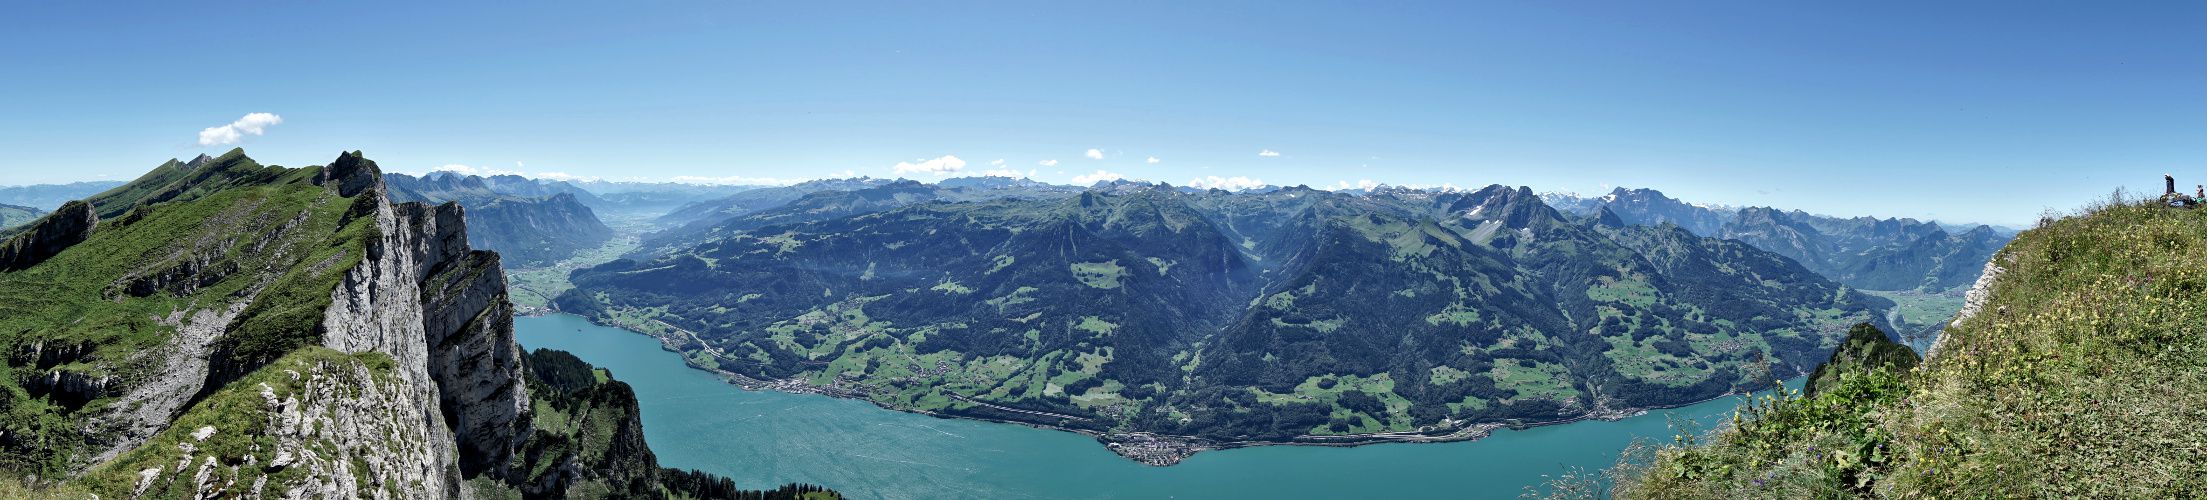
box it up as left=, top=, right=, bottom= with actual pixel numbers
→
left=1546, top=187, right=2014, bottom=293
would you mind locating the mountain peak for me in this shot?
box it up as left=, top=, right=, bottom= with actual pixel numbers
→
left=1592, top=206, right=1627, bottom=229
left=317, top=150, right=385, bottom=197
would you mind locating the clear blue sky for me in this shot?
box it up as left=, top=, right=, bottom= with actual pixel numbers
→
left=4, top=1, right=2205, bottom=225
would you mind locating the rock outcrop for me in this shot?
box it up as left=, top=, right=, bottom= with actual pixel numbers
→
left=0, top=199, right=95, bottom=271
left=1931, top=255, right=2010, bottom=360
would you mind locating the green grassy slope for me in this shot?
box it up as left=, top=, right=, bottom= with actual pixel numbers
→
left=1600, top=196, right=2207, bottom=498
left=0, top=170, right=362, bottom=476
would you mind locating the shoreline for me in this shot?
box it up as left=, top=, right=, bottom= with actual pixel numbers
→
left=539, top=311, right=1774, bottom=466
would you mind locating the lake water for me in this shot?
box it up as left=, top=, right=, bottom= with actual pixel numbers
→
left=516, top=313, right=1792, bottom=499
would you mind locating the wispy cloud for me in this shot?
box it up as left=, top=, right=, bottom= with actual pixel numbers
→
left=431, top=164, right=522, bottom=177
left=1187, top=175, right=1266, bottom=191
left=534, top=172, right=600, bottom=182
left=197, top=112, right=284, bottom=146
left=892, top=155, right=968, bottom=176
left=1072, top=170, right=1124, bottom=184
left=1335, top=179, right=1380, bottom=190
left=1257, top=149, right=1282, bottom=157
left=1146, top=156, right=1162, bottom=164
left=1039, top=159, right=1060, bottom=167
left=1085, top=149, right=1105, bottom=160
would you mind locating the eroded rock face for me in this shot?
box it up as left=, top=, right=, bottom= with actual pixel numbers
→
left=25, top=369, right=112, bottom=409
left=0, top=199, right=96, bottom=271
left=90, top=304, right=247, bottom=464
left=124, top=356, right=454, bottom=499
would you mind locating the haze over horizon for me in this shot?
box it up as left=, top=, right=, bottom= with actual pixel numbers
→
left=8, top=1, right=2206, bottom=226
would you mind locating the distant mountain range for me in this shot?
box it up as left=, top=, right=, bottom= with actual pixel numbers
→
left=633, top=178, right=1085, bottom=260
left=557, top=181, right=1893, bottom=461
left=563, top=180, right=761, bottom=216
left=0, top=180, right=125, bottom=210
left=385, top=172, right=616, bottom=267
left=1544, top=188, right=2014, bottom=292
left=0, top=203, right=40, bottom=229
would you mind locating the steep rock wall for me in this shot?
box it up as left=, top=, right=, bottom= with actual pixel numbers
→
left=421, top=249, right=526, bottom=479
left=304, top=156, right=528, bottom=495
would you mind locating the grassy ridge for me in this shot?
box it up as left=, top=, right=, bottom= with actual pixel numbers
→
left=1596, top=195, right=2207, bottom=498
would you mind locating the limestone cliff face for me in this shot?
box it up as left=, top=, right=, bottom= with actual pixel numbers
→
left=306, top=153, right=527, bottom=496
left=314, top=173, right=466, bottom=497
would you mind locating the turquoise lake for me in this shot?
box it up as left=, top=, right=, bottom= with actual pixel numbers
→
left=516, top=313, right=1793, bottom=499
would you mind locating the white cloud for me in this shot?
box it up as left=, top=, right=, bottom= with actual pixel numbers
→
left=1039, top=159, right=1060, bottom=167
left=1257, top=149, right=1282, bottom=157
left=197, top=112, right=284, bottom=146
left=1085, top=149, right=1105, bottom=160
left=1146, top=156, right=1161, bottom=164
left=981, top=168, right=1036, bottom=178
left=1334, top=179, right=1381, bottom=190
left=1187, top=175, right=1266, bottom=191
left=1072, top=170, right=1125, bottom=184
left=891, top=155, right=968, bottom=176
left=990, top=159, right=1006, bottom=166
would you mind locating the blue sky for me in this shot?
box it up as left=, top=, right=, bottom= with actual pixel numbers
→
left=4, top=1, right=2205, bottom=225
